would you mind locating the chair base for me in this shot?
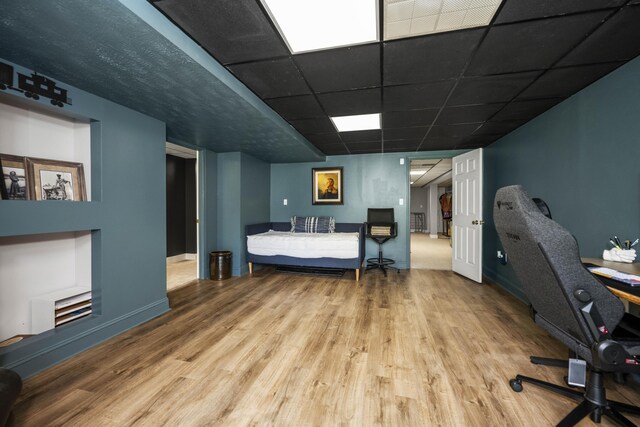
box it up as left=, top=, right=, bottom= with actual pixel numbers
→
left=365, top=244, right=399, bottom=277
left=509, top=369, right=640, bottom=426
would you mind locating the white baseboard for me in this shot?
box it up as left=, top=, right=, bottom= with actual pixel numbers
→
left=167, top=253, right=197, bottom=264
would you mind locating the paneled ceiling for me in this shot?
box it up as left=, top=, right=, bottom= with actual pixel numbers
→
left=151, top=0, right=640, bottom=155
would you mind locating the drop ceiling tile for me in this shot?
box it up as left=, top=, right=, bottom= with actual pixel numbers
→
left=288, top=117, right=336, bottom=134
left=346, top=141, right=384, bottom=151
left=386, top=19, right=412, bottom=39
left=473, top=121, right=523, bottom=135
left=495, top=0, right=627, bottom=24
left=384, top=29, right=484, bottom=85
left=436, top=103, right=505, bottom=124
left=383, top=108, right=439, bottom=128
left=410, top=15, right=438, bottom=34
left=413, top=0, right=443, bottom=17
left=463, top=134, right=501, bottom=146
left=420, top=138, right=463, bottom=150
left=466, top=12, right=610, bottom=75
left=442, top=0, right=473, bottom=13
left=340, top=130, right=383, bottom=143
left=436, top=10, right=467, bottom=31
left=385, top=127, right=429, bottom=140
left=518, top=62, right=623, bottom=99
left=387, top=0, right=415, bottom=21
left=385, top=140, right=423, bottom=152
left=384, top=80, right=456, bottom=111
left=155, top=0, right=288, bottom=65
left=228, top=58, right=309, bottom=98
left=463, top=5, right=500, bottom=26
left=558, top=6, right=640, bottom=66
left=429, top=123, right=481, bottom=138
left=491, top=99, right=562, bottom=122
left=317, top=88, right=381, bottom=116
left=266, top=95, right=325, bottom=120
left=306, top=132, right=343, bottom=145
left=294, top=44, right=381, bottom=93
left=448, top=72, right=540, bottom=106
left=319, top=145, right=350, bottom=155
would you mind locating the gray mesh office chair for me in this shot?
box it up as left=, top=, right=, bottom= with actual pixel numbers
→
left=494, top=185, right=640, bottom=426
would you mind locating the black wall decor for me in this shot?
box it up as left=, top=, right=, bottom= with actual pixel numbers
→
left=18, top=72, right=68, bottom=106
left=0, top=62, right=13, bottom=89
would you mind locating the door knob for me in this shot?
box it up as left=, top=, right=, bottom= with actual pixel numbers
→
left=472, top=220, right=485, bottom=225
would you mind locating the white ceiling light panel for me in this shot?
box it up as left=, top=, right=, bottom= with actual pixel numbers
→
left=331, top=113, right=381, bottom=132
left=262, top=0, right=379, bottom=53
left=384, top=0, right=503, bottom=40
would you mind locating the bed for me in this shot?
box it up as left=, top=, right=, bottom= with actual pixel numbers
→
left=245, top=222, right=365, bottom=280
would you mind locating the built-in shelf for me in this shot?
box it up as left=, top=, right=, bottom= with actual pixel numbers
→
left=0, top=95, right=97, bottom=346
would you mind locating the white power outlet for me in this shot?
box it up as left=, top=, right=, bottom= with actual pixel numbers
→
left=283, top=199, right=287, bottom=206
left=400, top=158, right=405, bottom=165
left=399, top=198, right=404, bottom=205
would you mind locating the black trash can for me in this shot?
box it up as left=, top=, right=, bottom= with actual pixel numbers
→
left=209, top=251, right=232, bottom=280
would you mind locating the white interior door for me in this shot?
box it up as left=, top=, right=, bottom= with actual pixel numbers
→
left=452, top=148, right=483, bottom=283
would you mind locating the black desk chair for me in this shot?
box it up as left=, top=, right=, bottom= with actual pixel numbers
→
left=494, top=185, right=640, bottom=426
left=365, top=208, right=399, bottom=276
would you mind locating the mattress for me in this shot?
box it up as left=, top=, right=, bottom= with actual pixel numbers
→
left=247, top=230, right=359, bottom=259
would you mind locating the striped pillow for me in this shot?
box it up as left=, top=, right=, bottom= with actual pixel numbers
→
left=291, top=216, right=335, bottom=233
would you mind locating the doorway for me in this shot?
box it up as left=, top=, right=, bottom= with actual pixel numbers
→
left=166, top=142, right=199, bottom=291
left=409, top=158, right=453, bottom=270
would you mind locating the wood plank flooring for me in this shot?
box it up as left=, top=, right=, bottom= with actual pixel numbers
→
left=13, top=268, right=640, bottom=426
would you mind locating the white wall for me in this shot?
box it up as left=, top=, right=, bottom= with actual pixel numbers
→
left=0, top=101, right=92, bottom=341
left=0, top=101, right=91, bottom=199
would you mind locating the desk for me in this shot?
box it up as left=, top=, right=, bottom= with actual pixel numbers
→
left=583, top=258, right=640, bottom=305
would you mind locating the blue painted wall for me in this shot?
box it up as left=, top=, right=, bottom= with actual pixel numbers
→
left=199, top=149, right=218, bottom=279
left=0, top=60, right=170, bottom=377
left=217, top=152, right=270, bottom=276
left=484, top=56, right=640, bottom=301
left=271, top=152, right=461, bottom=269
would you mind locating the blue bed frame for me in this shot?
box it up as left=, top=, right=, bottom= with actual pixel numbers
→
left=246, top=222, right=365, bottom=280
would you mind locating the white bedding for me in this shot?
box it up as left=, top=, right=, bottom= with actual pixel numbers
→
left=247, top=230, right=359, bottom=259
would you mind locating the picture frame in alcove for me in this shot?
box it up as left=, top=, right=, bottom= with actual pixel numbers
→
left=26, top=157, right=87, bottom=201
left=312, top=167, right=343, bottom=205
left=0, top=153, right=29, bottom=200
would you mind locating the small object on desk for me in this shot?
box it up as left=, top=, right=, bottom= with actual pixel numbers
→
left=614, top=235, right=623, bottom=249
left=587, top=266, right=640, bottom=287
left=625, top=240, right=631, bottom=250
left=609, top=239, right=621, bottom=250
left=603, top=248, right=636, bottom=263
left=631, top=238, right=639, bottom=248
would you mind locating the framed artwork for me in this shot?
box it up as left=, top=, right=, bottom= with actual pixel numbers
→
left=312, top=167, right=343, bottom=205
left=26, top=157, right=86, bottom=201
left=0, top=154, right=29, bottom=200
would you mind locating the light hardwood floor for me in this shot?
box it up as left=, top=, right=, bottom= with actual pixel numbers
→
left=167, top=259, right=197, bottom=291
left=13, top=269, right=640, bottom=426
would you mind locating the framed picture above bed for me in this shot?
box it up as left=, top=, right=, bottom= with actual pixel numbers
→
left=312, top=167, right=343, bottom=205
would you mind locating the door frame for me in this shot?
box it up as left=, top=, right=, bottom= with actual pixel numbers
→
left=165, top=142, right=204, bottom=280
left=403, top=150, right=468, bottom=269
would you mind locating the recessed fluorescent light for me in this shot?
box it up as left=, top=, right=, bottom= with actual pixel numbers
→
left=331, top=113, right=381, bottom=132
left=410, top=170, right=426, bottom=175
left=261, top=0, right=379, bottom=53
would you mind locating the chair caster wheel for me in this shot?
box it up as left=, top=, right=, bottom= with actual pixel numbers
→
left=509, top=378, right=523, bottom=392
